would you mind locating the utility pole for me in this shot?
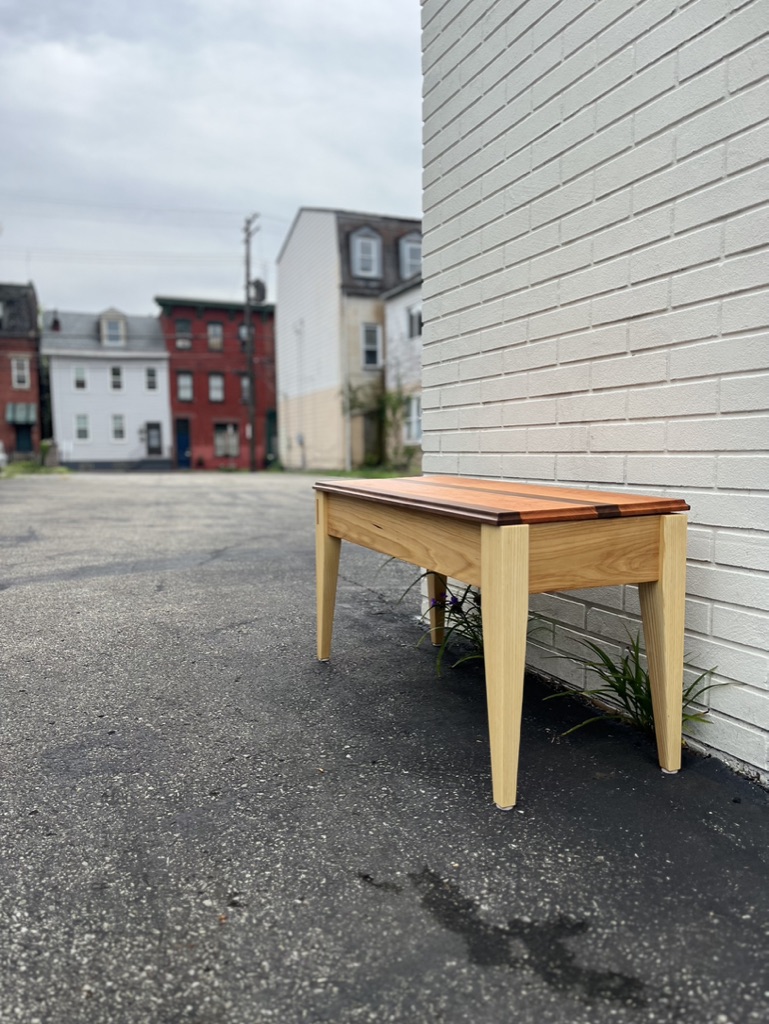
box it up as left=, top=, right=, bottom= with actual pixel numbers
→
left=243, top=213, right=259, bottom=472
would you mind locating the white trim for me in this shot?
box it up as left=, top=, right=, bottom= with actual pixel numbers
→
left=44, top=349, right=168, bottom=361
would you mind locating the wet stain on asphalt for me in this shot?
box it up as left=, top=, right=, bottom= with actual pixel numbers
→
left=408, top=867, right=647, bottom=1007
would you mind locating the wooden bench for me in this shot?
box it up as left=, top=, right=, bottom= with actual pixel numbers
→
left=314, top=476, right=689, bottom=808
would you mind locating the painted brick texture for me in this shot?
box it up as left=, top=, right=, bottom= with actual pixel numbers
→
left=422, top=0, right=769, bottom=778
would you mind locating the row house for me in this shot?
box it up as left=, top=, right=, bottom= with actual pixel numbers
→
left=1, top=282, right=40, bottom=461
left=40, top=309, right=172, bottom=470
left=155, top=295, right=276, bottom=470
left=276, top=208, right=421, bottom=470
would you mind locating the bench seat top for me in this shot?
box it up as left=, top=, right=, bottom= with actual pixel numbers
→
left=314, top=475, right=690, bottom=527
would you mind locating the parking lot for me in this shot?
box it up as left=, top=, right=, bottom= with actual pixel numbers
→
left=1, top=472, right=767, bottom=1024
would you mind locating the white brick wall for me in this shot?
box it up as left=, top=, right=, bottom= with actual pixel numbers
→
left=422, top=0, right=769, bottom=779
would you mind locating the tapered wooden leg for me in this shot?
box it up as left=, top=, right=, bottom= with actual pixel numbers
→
left=638, top=514, right=688, bottom=772
left=316, top=492, right=341, bottom=661
left=426, top=571, right=447, bottom=647
left=481, top=524, right=530, bottom=809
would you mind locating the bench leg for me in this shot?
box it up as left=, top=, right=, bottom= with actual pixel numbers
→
left=481, top=524, right=529, bottom=809
left=426, top=571, right=447, bottom=647
left=638, top=514, right=687, bottom=773
left=316, top=492, right=341, bottom=661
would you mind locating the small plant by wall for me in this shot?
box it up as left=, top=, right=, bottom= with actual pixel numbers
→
left=405, top=571, right=718, bottom=741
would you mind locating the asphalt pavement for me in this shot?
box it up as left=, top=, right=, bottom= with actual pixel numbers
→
left=1, top=472, right=767, bottom=1024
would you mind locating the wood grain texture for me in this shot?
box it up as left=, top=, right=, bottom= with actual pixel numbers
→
left=326, top=495, right=482, bottom=585
left=639, top=514, right=688, bottom=772
left=528, top=517, right=660, bottom=593
left=481, top=524, right=530, bottom=809
left=426, top=572, right=447, bottom=647
left=315, top=476, right=689, bottom=526
left=315, top=492, right=341, bottom=661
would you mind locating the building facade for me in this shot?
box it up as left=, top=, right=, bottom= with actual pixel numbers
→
left=155, top=296, right=276, bottom=471
left=41, top=308, right=172, bottom=469
left=1, top=283, right=40, bottom=461
left=421, top=0, right=769, bottom=779
left=383, top=275, right=423, bottom=470
left=276, top=208, right=421, bottom=470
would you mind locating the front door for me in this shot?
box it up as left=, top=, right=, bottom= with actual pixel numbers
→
left=146, top=422, right=162, bottom=457
left=15, top=424, right=33, bottom=454
left=175, top=418, right=191, bottom=468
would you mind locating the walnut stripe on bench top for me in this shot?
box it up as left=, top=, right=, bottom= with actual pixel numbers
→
left=314, top=476, right=689, bottom=527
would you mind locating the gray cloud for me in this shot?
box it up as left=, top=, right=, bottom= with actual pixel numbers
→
left=0, top=0, right=422, bottom=313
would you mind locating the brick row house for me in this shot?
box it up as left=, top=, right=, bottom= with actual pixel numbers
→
left=155, top=296, right=276, bottom=470
left=1, top=283, right=41, bottom=461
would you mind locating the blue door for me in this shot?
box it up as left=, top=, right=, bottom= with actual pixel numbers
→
left=175, top=418, right=191, bottom=468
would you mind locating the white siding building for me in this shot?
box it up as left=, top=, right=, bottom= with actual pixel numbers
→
left=421, top=0, right=769, bottom=779
left=41, top=309, right=172, bottom=469
left=276, top=208, right=421, bottom=470
left=383, top=276, right=423, bottom=468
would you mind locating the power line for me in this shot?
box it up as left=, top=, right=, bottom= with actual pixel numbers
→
left=0, top=247, right=240, bottom=266
left=0, top=191, right=292, bottom=226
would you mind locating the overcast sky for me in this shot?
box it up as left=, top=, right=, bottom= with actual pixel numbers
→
left=0, top=0, right=423, bottom=315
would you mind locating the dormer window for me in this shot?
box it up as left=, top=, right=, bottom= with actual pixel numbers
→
left=101, top=312, right=126, bottom=347
left=350, top=228, right=382, bottom=279
left=399, top=233, right=421, bottom=279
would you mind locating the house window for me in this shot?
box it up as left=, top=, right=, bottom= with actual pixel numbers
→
left=209, top=373, right=224, bottom=402
left=11, top=357, right=30, bottom=389
left=214, top=422, right=239, bottom=458
left=111, top=414, right=126, bottom=441
left=350, top=229, right=382, bottom=278
left=101, top=317, right=126, bottom=347
left=175, top=319, right=192, bottom=349
left=110, top=366, right=122, bottom=391
left=75, top=414, right=89, bottom=441
left=404, top=395, right=422, bottom=442
left=399, top=233, right=421, bottom=279
left=177, top=371, right=193, bottom=402
left=361, top=323, right=382, bottom=368
left=74, top=367, right=87, bottom=390
left=240, top=375, right=251, bottom=404
left=146, top=367, right=157, bottom=391
left=407, top=305, right=423, bottom=339
left=207, top=322, right=224, bottom=350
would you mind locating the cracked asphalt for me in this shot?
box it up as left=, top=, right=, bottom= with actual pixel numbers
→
left=1, top=472, right=767, bottom=1024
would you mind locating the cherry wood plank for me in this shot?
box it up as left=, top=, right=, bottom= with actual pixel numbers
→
left=315, top=476, right=689, bottom=526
